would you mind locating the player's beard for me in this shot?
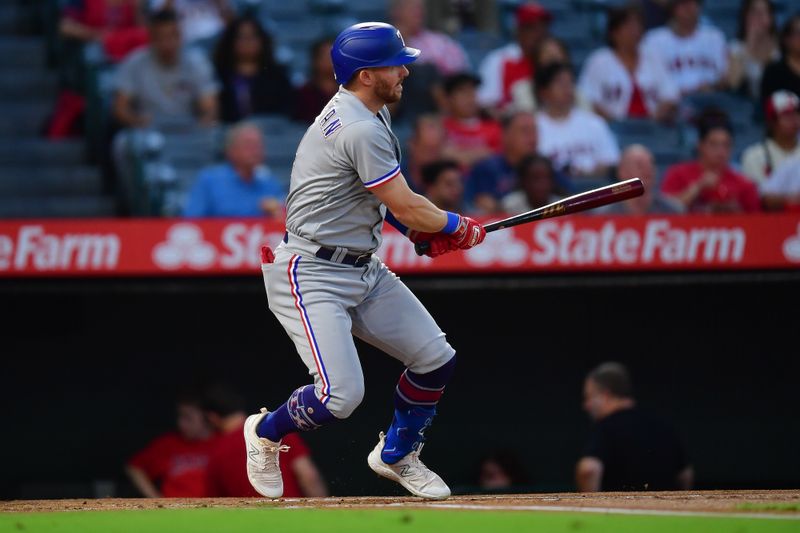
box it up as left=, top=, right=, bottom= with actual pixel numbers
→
left=375, top=76, right=402, bottom=104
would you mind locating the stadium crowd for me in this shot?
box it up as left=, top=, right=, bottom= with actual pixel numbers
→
left=45, top=0, right=800, bottom=218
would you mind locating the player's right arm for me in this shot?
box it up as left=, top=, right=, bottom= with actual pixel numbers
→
left=125, top=465, right=162, bottom=498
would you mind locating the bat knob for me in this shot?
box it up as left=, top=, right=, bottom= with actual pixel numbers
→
left=415, top=241, right=430, bottom=256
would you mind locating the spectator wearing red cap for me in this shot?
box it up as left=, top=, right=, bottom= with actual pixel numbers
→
left=640, top=0, right=728, bottom=95
left=578, top=5, right=679, bottom=122
left=761, top=14, right=800, bottom=109
left=661, top=109, right=760, bottom=213
left=477, top=2, right=551, bottom=110
left=741, top=90, right=800, bottom=184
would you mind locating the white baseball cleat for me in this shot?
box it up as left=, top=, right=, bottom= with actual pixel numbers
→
left=244, top=408, right=289, bottom=499
left=367, top=432, right=451, bottom=500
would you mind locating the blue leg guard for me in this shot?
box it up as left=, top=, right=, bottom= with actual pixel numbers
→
left=257, top=385, right=337, bottom=441
left=381, top=406, right=436, bottom=465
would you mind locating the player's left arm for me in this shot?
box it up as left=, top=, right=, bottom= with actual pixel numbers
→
left=291, top=456, right=329, bottom=497
left=575, top=456, right=603, bottom=492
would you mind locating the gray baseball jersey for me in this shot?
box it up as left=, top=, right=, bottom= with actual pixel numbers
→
left=285, top=87, right=402, bottom=254
left=263, top=87, right=454, bottom=418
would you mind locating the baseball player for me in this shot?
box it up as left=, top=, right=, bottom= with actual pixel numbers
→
left=242, top=22, right=485, bottom=500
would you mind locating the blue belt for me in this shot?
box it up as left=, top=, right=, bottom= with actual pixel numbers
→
left=283, top=232, right=372, bottom=267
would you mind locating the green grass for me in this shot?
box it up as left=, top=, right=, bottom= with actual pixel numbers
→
left=738, top=502, right=800, bottom=513
left=1, top=508, right=798, bottom=533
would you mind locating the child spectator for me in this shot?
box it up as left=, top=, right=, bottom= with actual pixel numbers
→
left=741, top=90, right=800, bottom=184
left=441, top=73, right=503, bottom=169
left=203, top=383, right=327, bottom=498
left=536, top=63, right=621, bottom=179
left=403, top=114, right=447, bottom=193
left=148, top=0, right=232, bottom=45
left=292, top=38, right=338, bottom=124
left=183, top=122, right=285, bottom=218
left=467, top=111, right=538, bottom=214
left=726, top=0, right=779, bottom=99
left=760, top=14, right=800, bottom=108
left=477, top=2, right=552, bottom=110
left=599, top=145, right=683, bottom=215
left=476, top=450, right=530, bottom=492
left=112, top=9, right=218, bottom=129
left=661, top=109, right=760, bottom=213
left=640, top=0, right=727, bottom=95
left=501, top=154, right=560, bottom=215
left=126, top=392, right=217, bottom=497
left=213, top=17, right=292, bottom=123
left=579, top=5, right=678, bottom=122
left=421, top=160, right=465, bottom=212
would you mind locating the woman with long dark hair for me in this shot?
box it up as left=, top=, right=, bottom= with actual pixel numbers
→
left=727, top=0, right=779, bottom=98
left=213, top=17, right=292, bottom=122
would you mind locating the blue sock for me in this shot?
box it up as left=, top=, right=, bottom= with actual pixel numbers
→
left=256, top=385, right=336, bottom=442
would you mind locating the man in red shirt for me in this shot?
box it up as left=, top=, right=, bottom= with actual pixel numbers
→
left=203, top=384, right=328, bottom=498
left=442, top=72, right=503, bottom=170
left=126, top=393, right=217, bottom=497
left=661, top=110, right=761, bottom=213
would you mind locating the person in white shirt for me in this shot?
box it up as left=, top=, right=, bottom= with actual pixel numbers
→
left=741, top=90, right=800, bottom=185
left=477, top=2, right=552, bottom=110
left=149, top=0, right=232, bottom=44
left=640, top=0, right=727, bottom=95
left=579, top=5, right=679, bottom=122
left=535, top=63, right=621, bottom=179
left=760, top=155, right=800, bottom=211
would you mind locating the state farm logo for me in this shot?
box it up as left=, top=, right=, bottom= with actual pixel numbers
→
left=465, top=230, right=528, bottom=266
left=153, top=224, right=216, bottom=270
left=783, top=223, right=800, bottom=262
left=0, top=225, right=120, bottom=271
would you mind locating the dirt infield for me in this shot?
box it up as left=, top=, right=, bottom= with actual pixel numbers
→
left=2, top=490, right=799, bottom=516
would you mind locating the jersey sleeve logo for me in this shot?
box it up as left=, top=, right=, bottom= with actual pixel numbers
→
left=320, top=107, right=342, bottom=139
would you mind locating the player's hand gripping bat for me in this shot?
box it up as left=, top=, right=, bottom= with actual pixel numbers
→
left=415, top=178, right=645, bottom=256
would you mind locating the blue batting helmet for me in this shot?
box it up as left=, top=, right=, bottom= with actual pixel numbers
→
left=331, top=22, right=420, bottom=84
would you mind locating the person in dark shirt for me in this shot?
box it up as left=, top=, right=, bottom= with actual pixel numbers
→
left=213, top=16, right=292, bottom=123
left=576, top=362, right=694, bottom=492
left=760, top=13, right=800, bottom=108
left=292, top=38, right=338, bottom=124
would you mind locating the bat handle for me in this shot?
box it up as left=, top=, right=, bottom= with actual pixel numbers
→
left=415, top=241, right=430, bottom=256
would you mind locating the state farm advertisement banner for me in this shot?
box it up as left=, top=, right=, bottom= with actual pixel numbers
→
left=0, top=214, right=799, bottom=277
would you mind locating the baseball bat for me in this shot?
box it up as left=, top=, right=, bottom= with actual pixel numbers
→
left=415, top=178, right=644, bottom=256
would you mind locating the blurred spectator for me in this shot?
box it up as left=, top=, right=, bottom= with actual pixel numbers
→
left=126, top=391, right=217, bottom=497
left=46, top=0, right=148, bottom=139
left=421, top=160, right=465, bottom=211
left=760, top=155, right=800, bottom=211
left=599, top=145, right=683, bottom=215
left=576, top=362, right=693, bottom=492
left=760, top=14, right=800, bottom=108
left=441, top=72, right=503, bottom=168
left=183, top=122, right=285, bottom=217
left=213, top=17, right=292, bottom=123
left=476, top=450, right=530, bottom=492
left=726, top=0, right=779, bottom=99
left=579, top=5, right=679, bottom=122
left=641, top=0, right=670, bottom=30
left=501, top=154, right=560, bottom=214
left=467, top=111, right=538, bottom=214
left=203, top=383, right=327, bottom=498
left=112, top=9, right=218, bottom=129
left=661, top=109, right=760, bottom=213
left=535, top=63, right=621, bottom=179
left=477, top=2, right=552, bottom=110
left=640, top=0, right=727, bottom=96
left=390, top=0, right=469, bottom=76
left=292, top=38, right=337, bottom=124
left=741, top=90, right=800, bottom=184
left=403, top=114, right=447, bottom=192
left=148, top=0, right=232, bottom=44
left=511, top=36, right=592, bottom=113
left=59, top=0, right=148, bottom=62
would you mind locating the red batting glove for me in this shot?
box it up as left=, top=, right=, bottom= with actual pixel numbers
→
left=451, top=216, right=486, bottom=249
left=422, top=235, right=460, bottom=257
